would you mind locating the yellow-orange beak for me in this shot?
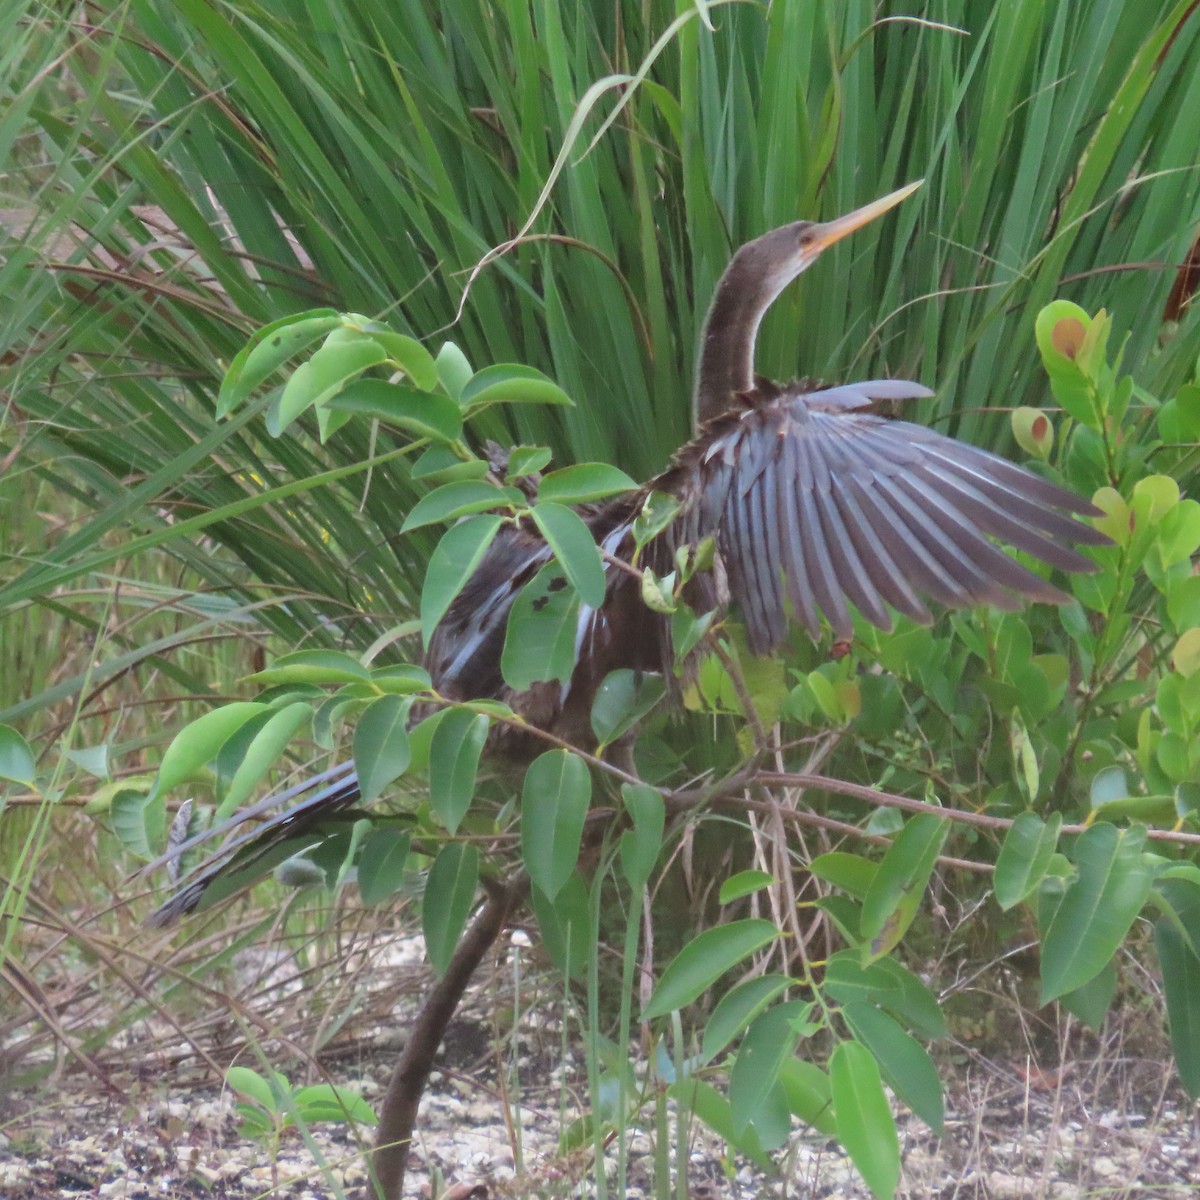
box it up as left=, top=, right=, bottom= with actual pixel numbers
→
left=807, top=180, right=924, bottom=252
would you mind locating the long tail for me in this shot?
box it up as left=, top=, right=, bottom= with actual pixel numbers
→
left=144, top=761, right=362, bottom=926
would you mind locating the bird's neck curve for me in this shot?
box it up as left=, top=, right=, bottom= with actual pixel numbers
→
left=691, top=240, right=796, bottom=428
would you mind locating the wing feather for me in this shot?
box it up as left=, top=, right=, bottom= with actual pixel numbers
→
left=679, top=384, right=1106, bottom=652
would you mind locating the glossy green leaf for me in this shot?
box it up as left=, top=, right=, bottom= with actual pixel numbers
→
left=226, top=1065, right=279, bottom=1111
left=0, top=723, right=36, bottom=785
left=1156, top=917, right=1200, bottom=1098
left=271, top=337, right=388, bottom=436
left=521, top=750, right=591, bottom=902
left=719, top=870, right=777, bottom=905
left=402, top=481, right=521, bottom=533
left=867, top=958, right=947, bottom=1039
left=809, top=851, right=878, bottom=899
left=353, top=695, right=413, bottom=803
left=357, top=325, right=437, bottom=390
left=423, top=843, right=479, bottom=977
left=152, top=703, right=269, bottom=799
left=995, top=811, right=1063, bottom=910
left=1041, top=824, right=1155, bottom=1003
left=501, top=565, right=581, bottom=691
left=724, top=1003, right=801, bottom=1132
left=701, top=975, right=792, bottom=1065
left=668, top=1078, right=771, bottom=1169
left=505, top=446, right=553, bottom=478
left=537, top=463, right=637, bottom=505
left=326, top=379, right=462, bottom=442
left=459, top=363, right=572, bottom=410
left=530, top=873, right=590, bottom=979
left=216, top=701, right=312, bottom=821
left=245, top=650, right=370, bottom=687
left=590, top=669, right=666, bottom=747
left=642, top=920, right=778, bottom=1020
left=217, top=310, right=340, bottom=417
left=420, top=515, right=504, bottom=644
left=410, top=444, right=489, bottom=483
left=531, top=501, right=606, bottom=607
left=842, top=1003, right=944, bottom=1132
left=428, top=708, right=488, bottom=833
left=111, top=791, right=165, bottom=861
left=1059, top=959, right=1117, bottom=1030
left=779, top=1059, right=836, bottom=1136
left=830, top=1041, right=900, bottom=1200
left=860, top=813, right=948, bottom=961
left=357, top=827, right=411, bottom=906
left=291, top=1083, right=378, bottom=1125
left=619, top=783, right=664, bottom=891
left=824, top=952, right=904, bottom=1007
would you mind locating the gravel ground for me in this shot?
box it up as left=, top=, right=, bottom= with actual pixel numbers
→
left=3, top=1024, right=1198, bottom=1199
left=4, top=933, right=1198, bottom=1199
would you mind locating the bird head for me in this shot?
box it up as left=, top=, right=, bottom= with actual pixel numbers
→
left=742, top=179, right=925, bottom=307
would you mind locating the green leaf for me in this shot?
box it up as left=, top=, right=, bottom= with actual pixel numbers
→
left=860, top=813, right=948, bottom=961
left=152, top=703, right=269, bottom=799
left=501, top=565, right=581, bottom=691
left=995, top=812, right=1063, bottom=910
left=216, top=701, right=312, bottom=821
left=1059, top=959, right=1116, bottom=1030
left=830, top=1041, right=900, bottom=1200
left=0, top=724, right=36, bottom=785
left=619, top=783, right=664, bottom=891
left=401, top=481, right=521, bottom=533
left=292, top=1084, right=378, bottom=1125
left=326, top=379, right=462, bottom=442
left=1156, top=917, right=1200, bottom=1099
left=353, top=695, right=413, bottom=803
left=778, top=1059, right=836, bottom=1136
left=245, top=650, right=370, bottom=687
left=719, top=870, right=777, bottom=905
left=590, top=669, right=666, bottom=747
left=226, top=1065, right=279, bottom=1112
left=668, top=1078, right=771, bottom=1169
left=217, top=310, right=340, bottom=417
left=867, top=958, right=947, bottom=1039
left=1041, top=824, right=1155, bottom=1003
left=809, top=851, right=878, bottom=899
left=358, top=325, right=437, bottom=390
left=505, top=446, right=553, bottom=478
left=423, top=843, right=479, bottom=977
left=410, top=444, right=489, bottom=483
left=357, top=827, right=411, bottom=907
left=842, top=1003, right=944, bottom=1132
left=530, top=874, right=590, bottom=979
left=521, top=750, right=591, bottom=901
left=730, top=1002, right=806, bottom=1134
left=428, top=708, right=488, bottom=833
left=435, top=343, right=473, bottom=401
left=530, top=501, right=606, bottom=607
left=459, top=363, right=573, bottom=410
left=702, top=975, right=792, bottom=1064
left=537, top=463, right=637, bottom=505
left=270, top=336, right=388, bottom=436
left=642, top=920, right=778, bottom=1020
left=420, top=514, right=504, bottom=645
left=111, top=791, right=165, bottom=861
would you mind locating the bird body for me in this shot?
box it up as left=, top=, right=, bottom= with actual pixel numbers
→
left=146, top=183, right=1108, bottom=924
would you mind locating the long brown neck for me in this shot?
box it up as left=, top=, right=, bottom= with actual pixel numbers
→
left=691, top=230, right=803, bottom=428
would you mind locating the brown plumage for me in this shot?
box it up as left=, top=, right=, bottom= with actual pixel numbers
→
left=146, top=183, right=1108, bottom=924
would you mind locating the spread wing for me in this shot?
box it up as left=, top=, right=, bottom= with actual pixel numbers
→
left=668, top=380, right=1109, bottom=654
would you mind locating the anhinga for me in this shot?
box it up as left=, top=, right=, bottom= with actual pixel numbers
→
left=147, top=182, right=1107, bottom=924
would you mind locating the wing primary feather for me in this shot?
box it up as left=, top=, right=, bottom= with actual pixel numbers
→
left=793, top=433, right=854, bottom=637
left=779, top=428, right=823, bottom=638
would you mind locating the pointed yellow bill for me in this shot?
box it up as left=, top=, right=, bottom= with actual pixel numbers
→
left=808, top=180, right=924, bottom=251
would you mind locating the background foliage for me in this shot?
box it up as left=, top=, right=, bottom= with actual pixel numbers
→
left=3, top=1, right=1200, bottom=1197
